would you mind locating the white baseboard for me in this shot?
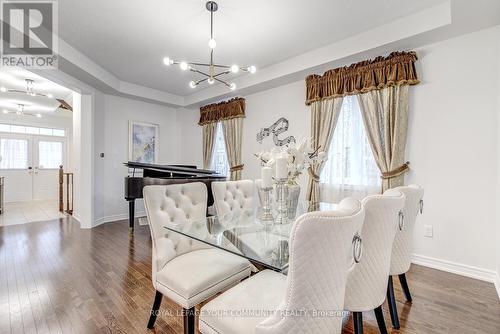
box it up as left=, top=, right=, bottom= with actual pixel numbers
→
left=494, top=273, right=500, bottom=300
left=412, top=254, right=500, bottom=299
left=93, top=212, right=146, bottom=228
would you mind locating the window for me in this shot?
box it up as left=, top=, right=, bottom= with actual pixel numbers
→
left=0, top=123, right=65, bottom=137
left=320, top=95, right=380, bottom=202
left=210, top=123, right=229, bottom=177
left=38, top=141, right=63, bottom=169
left=0, top=138, right=29, bottom=169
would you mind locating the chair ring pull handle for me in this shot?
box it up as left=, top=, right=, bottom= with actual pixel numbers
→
left=419, top=199, right=424, bottom=214
left=398, top=210, right=405, bottom=231
left=352, top=233, right=362, bottom=263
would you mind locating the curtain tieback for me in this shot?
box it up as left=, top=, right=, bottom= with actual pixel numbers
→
left=381, top=162, right=410, bottom=179
left=230, top=164, right=244, bottom=172
left=308, top=167, right=320, bottom=182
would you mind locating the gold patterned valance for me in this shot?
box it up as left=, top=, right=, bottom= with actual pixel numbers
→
left=305, top=51, right=419, bottom=105
left=198, top=97, right=246, bottom=125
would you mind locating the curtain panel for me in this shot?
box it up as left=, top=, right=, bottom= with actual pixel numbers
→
left=199, top=97, right=245, bottom=179
left=357, top=85, right=410, bottom=191
left=221, top=118, right=244, bottom=180
left=202, top=122, right=217, bottom=169
left=306, top=97, right=344, bottom=202
left=305, top=51, right=419, bottom=106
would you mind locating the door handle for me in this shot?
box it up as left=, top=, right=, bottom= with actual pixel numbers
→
left=28, top=166, right=33, bottom=174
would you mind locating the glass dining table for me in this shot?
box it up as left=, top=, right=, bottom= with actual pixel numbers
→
left=163, top=201, right=337, bottom=273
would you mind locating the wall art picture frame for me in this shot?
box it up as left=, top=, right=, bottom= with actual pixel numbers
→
left=128, top=121, right=159, bottom=164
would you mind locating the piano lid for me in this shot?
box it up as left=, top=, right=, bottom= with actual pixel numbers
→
left=124, top=161, right=219, bottom=176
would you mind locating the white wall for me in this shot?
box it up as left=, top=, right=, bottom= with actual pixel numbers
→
left=496, top=26, right=500, bottom=295
left=178, top=107, right=202, bottom=166
left=95, top=94, right=180, bottom=224
left=407, top=27, right=499, bottom=276
left=179, top=26, right=500, bottom=284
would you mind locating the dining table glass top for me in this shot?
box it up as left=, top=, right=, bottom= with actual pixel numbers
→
left=163, top=201, right=337, bottom=272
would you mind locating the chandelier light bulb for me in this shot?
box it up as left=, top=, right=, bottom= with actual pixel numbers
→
left=0, top=87, right=6, bottom=92
left=189, top=81, right=197, bottom=88
left=230, top=65, right=239, bottom=73
left=163, top=57, right=174, bottom=66
left=229, top=83, right=236, bottom=90
left=16, top=111, right=22, bottom=115
left=208, top=38, right=217, bottom=49
left=207, top=77, right=215, bottom=84
left=2, top=110, right=8, bottom=114
left=247, top=65, right=256, bottom=74
left=47, top=93, right=53, bottom=98
left=180, top=61, right=189, bottom=71
left=36, top=113, right=42, bottom=118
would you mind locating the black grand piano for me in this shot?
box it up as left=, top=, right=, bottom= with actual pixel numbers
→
left=124, top=161, right=226, bottom=229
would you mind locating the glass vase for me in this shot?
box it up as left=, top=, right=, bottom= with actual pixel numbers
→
left=287, top=177, right=301, bottom=219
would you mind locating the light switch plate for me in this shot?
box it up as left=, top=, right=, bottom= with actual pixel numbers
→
left=424, top=225, right=433, bottom=238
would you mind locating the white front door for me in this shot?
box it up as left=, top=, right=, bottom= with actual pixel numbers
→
left=0, top=133, right=33, bottom=201
left=0, top=133, right=66, bottom=202
left=33, top=136, right=66, bottom=200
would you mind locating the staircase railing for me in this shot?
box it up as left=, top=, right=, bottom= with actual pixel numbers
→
left=59, top=165, right=74, bottom=215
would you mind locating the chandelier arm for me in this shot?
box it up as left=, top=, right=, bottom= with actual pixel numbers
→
left=196, top=78, right=208, bottom=85
left=213, top=70, right=230, bottom=78
left=187, top=62, right=212, bottom=67
left=213, top=77, right=230, bottom=87
left=189, top=68, right=211, bottom=78
left=7, top=89, right=25, bottom=94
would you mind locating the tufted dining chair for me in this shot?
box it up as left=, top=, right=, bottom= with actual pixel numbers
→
left=344, top=190, right=406, bottom=334
left=386, top=185, right=424, bottom=329
left=212, top=180, right=255, bottom=219
left=199, top=198, right=365, bottom=334
left=143, top=182, right=252, bottom=334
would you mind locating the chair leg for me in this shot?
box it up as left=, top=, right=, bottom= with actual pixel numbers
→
left=374, top=306, right=388, bottom=334
left=183, top=307, right=195, bottom=334
left=353, top=312, right=363, bottom=334
left=399, top=273, right=413, bottom=302
left=387, top=276, right=400, bottom=329
left=147, top=291, right=163, bottom=329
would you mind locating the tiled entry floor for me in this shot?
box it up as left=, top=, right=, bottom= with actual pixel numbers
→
left=0, top=199, right=66, bottom=226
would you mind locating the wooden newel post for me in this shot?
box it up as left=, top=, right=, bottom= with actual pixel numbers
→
left=59, top=165, right=64, bottom=212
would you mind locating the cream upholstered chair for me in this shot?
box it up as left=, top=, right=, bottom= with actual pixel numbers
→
left=344, top=190, right=406, bottom=334
left=199, top=198, right=365, bottom=334
left=143, top=183, right=252, bottom=334
left=386, top=184, right=424, bottom=329
left=212, top=180, right=255, bottom=219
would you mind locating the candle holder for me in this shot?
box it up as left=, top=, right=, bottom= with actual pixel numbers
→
left=274, top=177, right=289, bottom=224
left=257, top=186, right=274, bottom=222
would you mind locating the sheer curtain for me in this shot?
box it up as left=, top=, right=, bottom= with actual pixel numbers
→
left=320, top=95, right=380, bottom=202
left=210, top=122, right=229, bottom=177
left=0, top=138, right=28, bottom=169
left=38, top=141, right=63, bottom=169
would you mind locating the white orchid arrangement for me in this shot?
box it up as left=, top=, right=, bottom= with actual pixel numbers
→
left=255, top=137, right=327, bottom=180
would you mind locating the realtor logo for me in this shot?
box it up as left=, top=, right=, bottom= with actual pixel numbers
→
left=1, top=0, right=58, bottom=68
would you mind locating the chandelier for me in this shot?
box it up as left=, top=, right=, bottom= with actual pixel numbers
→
left=2, top=104, right=42, bottom=118
left=0, top=79, right=53, bottom=98
left=162, top=1, right=256, bottom=90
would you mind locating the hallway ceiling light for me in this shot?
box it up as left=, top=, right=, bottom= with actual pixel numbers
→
left=162, top=1, right=256, bottom=91
left=1, top=79, right=54, bottom=98
left=2, top=104, right=42, bottom=118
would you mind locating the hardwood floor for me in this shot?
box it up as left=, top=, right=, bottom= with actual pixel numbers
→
left=0, top=217, right=499, bottom=333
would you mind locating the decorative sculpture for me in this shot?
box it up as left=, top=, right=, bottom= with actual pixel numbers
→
left=257, top=117, right=296, bottom=146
